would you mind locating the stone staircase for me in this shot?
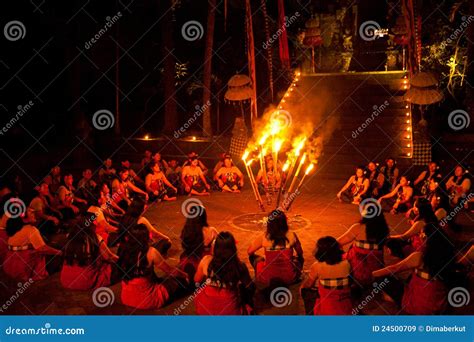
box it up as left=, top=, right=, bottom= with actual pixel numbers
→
left=283, top=71, right=412, bottom=180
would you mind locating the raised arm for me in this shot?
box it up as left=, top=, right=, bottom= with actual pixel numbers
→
left=372, top=252, right=422, bottom=278
left=337, top=223, right=360, bottom=246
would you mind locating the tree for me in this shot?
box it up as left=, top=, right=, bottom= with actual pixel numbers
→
left=202, top=0, right=216, bottom=137
left=161, top=0, right=178, bottom=134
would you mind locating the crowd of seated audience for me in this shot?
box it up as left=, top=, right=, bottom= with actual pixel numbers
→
left=0, top=152, right=472, bottom=315
left=338, top=159, right=473, bottom=215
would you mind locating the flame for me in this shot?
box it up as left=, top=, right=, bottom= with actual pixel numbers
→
left=305, top=163, right=314, bottom=175
left=259, top=134, right=269, bottom=146
left=282, top=160, right=290, bottom=172
left=242, top=150, right=249, bottom=161
left=299, top=153, right=307, bottom=165
left=246, top=159, right=254, bottom=167
left=273, top=138, right=283, bottom=152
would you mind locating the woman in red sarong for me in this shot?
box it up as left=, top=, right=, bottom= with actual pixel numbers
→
left=388, top=198, right=439, bottom=258
left=181, top=156, right=211, bottom=196
left=373, top=223, right=456, bottom=314
left=118, top=223, right=188, bottom=310
left=214, top=154, right=244, bottom=193
left=179, top=205, right=217, bottom=281
left=145, top=162, right=178, bottom=202
left=194, top=231, right=255, bottom=315
left=60, top=219, right=118, bottom=290
left=337, top=167, right=370, bottom=204
left=3, top=209, right=61, bottom=281
left=111, top=198, right=171, bottom=254
left=248, top=210, right=304, bottom=289
left=301, top=236, right=352, bottom=315
left=338, top=212, right=389, bottom=287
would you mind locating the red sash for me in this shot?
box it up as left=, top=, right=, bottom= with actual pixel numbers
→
left=256, top=248, right=300, bottom=287
left=3, top=248, right=48, bottom=281
left=402, top=271, right=447, bottom=314
left=345, top=244, right=384, bottom=287
left=314, top=285, right=352, bottom=315
left=195, top=284, right=243, bottom=315
left=60, top=262, right=112, bottom=290
left=121, top=277, right=169, bottom=309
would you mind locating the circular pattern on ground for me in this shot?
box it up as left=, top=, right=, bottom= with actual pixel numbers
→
left=229, top=213, right=311, bottom=232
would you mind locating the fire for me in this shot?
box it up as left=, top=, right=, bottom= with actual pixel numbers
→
left=242, top=150, right=249, bottom=161
left=305, top=163, right=314, bottom=175
left=282, top=160, right=290, bottom=172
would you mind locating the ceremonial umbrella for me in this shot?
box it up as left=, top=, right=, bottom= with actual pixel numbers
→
left=404, top=72, right=443, bottom=127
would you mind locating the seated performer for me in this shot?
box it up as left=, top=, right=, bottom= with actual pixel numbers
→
left=212, top=153, right=226, bottom=179
left=301, top=236, right=352, bottom=315
left=215, top=154, right=244, bottom=193
left=181, top=155, right=211, bottom=196
left=247, top=210, right=304, bottom=289
left=118, top=224, right=188, bottom=310
left=389, top=198, right=440, bottom=258
left=77, top=168, right=98, bottom=204
left=57, top=173, right=88, bottom=219
left=194, top=231, right=255, bottom=315
left=380, top=158, right=399, bottom=193
left=337, top=212, right=389, bottom=287
left=179, top=205, right=217, bottom=281
left=366, top=162, right=385, bottom=198
left=378, top=176, right=413, bottom=214
left=406, top=179, right=448, bottom=221
left=152, top=152, right=169, bottom=172
left=98, top=158, right=117, bottom=183
left=121, top=160, right=144, bottom=186
left=98, top=182, right=125, bottom=219
left=60, top=218, right=118, bottom=290
left=256, top=156, right=281, bottom=197
left=44, top=165, right=62, bottom=195
left=337, top=167, right=369, bottom=204
left=86, top=195, right=119, bottom=244
left=115, top=198, right=172, bottom=254
left=3, top=208, right=61, bottom=281
left=112, top=168, right=149, bottom=210
left=29, top=182, right=61, bottom=237
left=446, top=165, right=471, bottom=206
left=413, top=162, right=442, bottom=196
left=373, top=223, right=456, bottom=314
left=183, top=152, right=208, bottom=175
left=141, top=150, right=153, bottom=169
left=145, top=162, right=177, bottom=202
left=165, top=159, right=182, bottom=191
